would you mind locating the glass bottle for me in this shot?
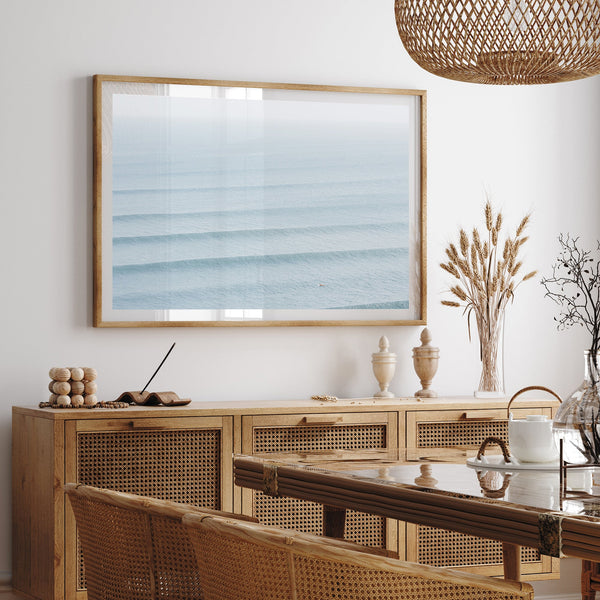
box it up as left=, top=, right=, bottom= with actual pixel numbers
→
left=553, top=350, right=600, bottom=464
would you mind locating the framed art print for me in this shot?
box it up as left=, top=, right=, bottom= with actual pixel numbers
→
left=93, top=75, right=427, bottom=327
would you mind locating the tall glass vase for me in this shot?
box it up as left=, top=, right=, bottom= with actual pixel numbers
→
left=474, top=314, right=505, bottom=398
left=553, top=350, right=600, bottom=464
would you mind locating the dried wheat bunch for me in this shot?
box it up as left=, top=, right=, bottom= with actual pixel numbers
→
left=440, top=201, right=536, bottom=347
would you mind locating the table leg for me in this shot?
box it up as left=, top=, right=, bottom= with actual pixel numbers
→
left=502, top=543, right=521, bottom=581
left=323, top=505, right=346, bottom=539
left=582, top=559, right=598, bottom=600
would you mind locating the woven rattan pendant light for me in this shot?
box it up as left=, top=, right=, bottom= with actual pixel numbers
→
left=395, top=0, right=600, bottom=84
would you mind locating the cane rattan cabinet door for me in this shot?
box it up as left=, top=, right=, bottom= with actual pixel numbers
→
left=405, top=407, right=559, bottom=580
left=241, top=411, right=399, bottom=554
left=64, top=416, right=233, bottom=600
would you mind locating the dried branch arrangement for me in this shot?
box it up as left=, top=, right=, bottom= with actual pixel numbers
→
left=440, top=200, right=536, bottom=391
left=541, top=235, right=600, bottom=464
left=541, top=234, right=600, bottom=385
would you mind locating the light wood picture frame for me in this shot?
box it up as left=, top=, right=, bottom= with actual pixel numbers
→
left=93, top=75, right=427, bottom=327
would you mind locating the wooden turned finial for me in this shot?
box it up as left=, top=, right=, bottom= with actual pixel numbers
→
left=412, top=328, right=439, bottom=398
left=372, top=336, right=397, bottom=398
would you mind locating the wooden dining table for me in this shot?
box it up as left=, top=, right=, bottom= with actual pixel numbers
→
left=234, top=448, right=600, bottom=582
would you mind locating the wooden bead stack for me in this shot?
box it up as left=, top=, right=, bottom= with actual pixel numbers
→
left=48, top=367, right=98, bottom=407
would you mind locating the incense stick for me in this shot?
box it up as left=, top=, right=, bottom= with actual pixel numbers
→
left=140, top=342, right=176, bottom=394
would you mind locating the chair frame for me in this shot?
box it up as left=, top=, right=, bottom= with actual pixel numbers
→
left=183, top=512, right=535, bottom=600
left=64, top=483, right=256, bottom=600
left=64, top=483, right=257, bottom=522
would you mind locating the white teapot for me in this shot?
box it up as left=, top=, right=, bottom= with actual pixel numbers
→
left=508, top=414, right=558, bottom=463
left=507, top=386, right=562, bottom=464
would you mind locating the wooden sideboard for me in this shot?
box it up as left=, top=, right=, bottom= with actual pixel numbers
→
left=12, top=396, right=560, bottom=600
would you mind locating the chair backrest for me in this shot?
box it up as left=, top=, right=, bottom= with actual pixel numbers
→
left=64, top=483, right=256, bottom=600
left=182, top=513, right=535, bottom=600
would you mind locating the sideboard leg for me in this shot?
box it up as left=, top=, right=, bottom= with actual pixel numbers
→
left=323, top=505, right=346, bottom=539
left=502, top=543, right=522, bottom=581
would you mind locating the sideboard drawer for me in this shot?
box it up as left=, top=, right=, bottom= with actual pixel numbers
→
left=241, top=411, right=398, bottom=553
left=244, top=411, right=397, bottom=458
left=406, top=406, right=553, bottom=448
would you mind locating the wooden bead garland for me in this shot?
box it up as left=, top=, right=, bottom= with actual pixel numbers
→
left=45, top=367, right=98, bottom=408
left=38, top=399, right=129, bottom=409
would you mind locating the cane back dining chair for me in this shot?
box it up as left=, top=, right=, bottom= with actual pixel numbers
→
left=182, top=512, right=535, bottom=600
left=64, top=483, right=257, bottom=600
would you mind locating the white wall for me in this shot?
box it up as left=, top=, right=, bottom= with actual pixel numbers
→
left=1, top=1, right=599, bottom=596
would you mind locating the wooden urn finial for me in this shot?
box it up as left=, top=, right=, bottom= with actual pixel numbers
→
left=412, top=328, right=439, bottom=398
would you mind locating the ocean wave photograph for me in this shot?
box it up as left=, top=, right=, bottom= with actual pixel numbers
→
left=110, top=88, right=412, bottom=312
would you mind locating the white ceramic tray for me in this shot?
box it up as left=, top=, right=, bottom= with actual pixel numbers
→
left=466, top=455, right=560, bottom=471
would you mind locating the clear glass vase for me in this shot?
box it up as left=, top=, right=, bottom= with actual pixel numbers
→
left=474, top=314, right=505, bottom=398
left=553, top=350, right=600, bottom=464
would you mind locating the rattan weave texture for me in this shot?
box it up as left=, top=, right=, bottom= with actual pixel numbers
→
left=77, top=428, right=221, bottom=506
left=149, top=514, right=202, bottom=598
left=75, top=427, right=222, bottom=590
left=418, top=525, right=539, bottom=567
left=295, top=558, right=513, bottom=600
left=415, top=417, right=541, bottom=569
left=68, top=492, right=157, bottom=600
left=395, top=0, right=600, bottom=84
left=253, top=424, right=386, bottom=454
left=253, top=493, right=386, bottom=547
left=184, top=514, right=535, bottom=600
left=193, top=527, right=293, bottom=599
left=417, top=420, right=508, bottom=447
left=252, top=421, right=388, bottom=549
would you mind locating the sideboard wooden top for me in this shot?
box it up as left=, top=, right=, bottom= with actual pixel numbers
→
left=13, top=395, right=558, bottom=420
